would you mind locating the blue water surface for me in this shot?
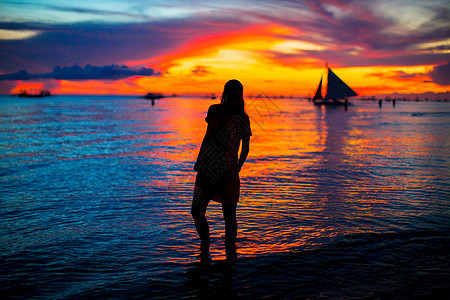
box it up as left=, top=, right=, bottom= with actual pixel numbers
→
left=0, top=95, right=449, bottom=298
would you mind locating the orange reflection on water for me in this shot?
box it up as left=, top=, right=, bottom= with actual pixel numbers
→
left=130, top=97, right=448, bottom=259
left=133, top=97, right=337, bottom=258
left=139, top=97, right=337, bottom=258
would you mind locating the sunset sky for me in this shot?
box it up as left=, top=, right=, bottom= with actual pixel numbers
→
left=0, top=0, right=448, bottom=96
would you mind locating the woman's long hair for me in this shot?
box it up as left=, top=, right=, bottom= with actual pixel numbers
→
left=220, top=79, right=245, bottom=113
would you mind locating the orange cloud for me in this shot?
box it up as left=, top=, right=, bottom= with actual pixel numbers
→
left=11, top=82, right=45, bottom=94
left=52, top=78, right=145, bottom=95
left=122, top=24, right=329, bottom=95
left=127, top=24, right=293, bottom=70
left=47, top=23, right=448, bottom=97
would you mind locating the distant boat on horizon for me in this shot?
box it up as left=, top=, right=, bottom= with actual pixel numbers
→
left=206, top=93, right=216, bottom=100
left=312, top=64, right=357, bottom=106
left=17, top=89, right=51, bottom=98
left=144, top=92, right=164, bottom=100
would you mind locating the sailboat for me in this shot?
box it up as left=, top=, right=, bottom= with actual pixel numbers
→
left=313, top=65, right=357, bottom=105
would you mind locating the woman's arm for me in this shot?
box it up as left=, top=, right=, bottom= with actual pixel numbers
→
left=237, top=137, right=250, bottom=172
left=194, top=105, right=216, bottom=171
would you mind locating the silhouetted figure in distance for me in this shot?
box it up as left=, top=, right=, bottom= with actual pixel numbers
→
left=191, top=79, right=252, bottom=259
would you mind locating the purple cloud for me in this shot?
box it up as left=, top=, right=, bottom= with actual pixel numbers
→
left=0, top=64, right=156, bottom=80
left=251, top=0, right=450, bottom=67
left=428, top=62, right=450, bottom=86
left=392, top=71, right=422, bottom=79
left=0, top=17, right=249, bottom=73
left=191, top=65, right=213, bottom=76
left=0, top=22, right=184, bottom=73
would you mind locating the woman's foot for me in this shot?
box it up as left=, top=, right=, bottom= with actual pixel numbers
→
left=199, top=240, right=211, bottom=262
left=225, top=243, right=237, bottom=259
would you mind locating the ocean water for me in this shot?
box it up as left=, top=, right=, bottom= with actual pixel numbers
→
left=0, top=95, right=449, bottom=299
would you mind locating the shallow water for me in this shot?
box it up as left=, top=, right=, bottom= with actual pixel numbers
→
left=1, top=95, right=449, bottom=298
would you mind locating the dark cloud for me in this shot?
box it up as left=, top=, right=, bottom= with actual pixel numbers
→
left=0, top=18, right=248, bottom=73
left=0, top=81, right=17, bottom=93
left=191, top=65, right=213, bottom=76
left=428, top=62, right=450, bottom=86
left=369, top=70, right=425, bottom=81
left=0, top=22, right=183, bottom=73
left=43, top=4, right=145, bottom=19
left=250, top=0, right=450, bottom=67
left=0, top=64, right=157, bottom=80
left=263, top=48, right=449, bottom=68
left=423, top=45, right=450, bottom=52
left=391, top=71, right=423, bottom=79
left=0, top=70, right=30, bottom=80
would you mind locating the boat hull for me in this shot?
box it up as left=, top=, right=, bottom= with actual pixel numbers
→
left=313, top=99, right=348, bottom=106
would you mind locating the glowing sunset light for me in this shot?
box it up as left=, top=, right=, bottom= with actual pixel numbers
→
left=10, top=82, right=45, bottom=94
left=125, top=24, right=327, bottom=95
left=127, top=25, right=287, bottom=70
left=0, top=0, right=448, bottom=96
left=0, top=29, right=41, bottom=40
left=270, top=41, right=327, bottom=53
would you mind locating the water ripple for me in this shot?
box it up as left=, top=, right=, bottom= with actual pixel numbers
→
left=1, top=96, right=449, bottom=298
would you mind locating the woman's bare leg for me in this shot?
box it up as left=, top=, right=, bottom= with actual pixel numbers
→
left=191, top=189, right=211, bottom=254
left=222, top=203, right=237, bottom=257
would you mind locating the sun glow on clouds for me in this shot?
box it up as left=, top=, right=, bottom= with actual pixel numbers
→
left=4, top=0, right=449, bottom=96
left=0, top=29, right=41, bottom=40
left=46, top=21, right=448, bottom=96
left=119, top=23, right=445, bottom=96
left=413, top=39, right=450, bottom=53
left=270, top=41, right=326, bottom=53
left=49, top=79, right=143, bottom=95
left=329, top=66, right=435, bottom=95
left=122, top=24, right=329, bottom=95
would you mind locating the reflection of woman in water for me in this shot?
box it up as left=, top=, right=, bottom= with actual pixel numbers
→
left=191, top=79, right=252, bottom=258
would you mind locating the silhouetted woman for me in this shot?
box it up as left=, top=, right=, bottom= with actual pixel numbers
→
left=191, top=79, right=252, bottom=258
